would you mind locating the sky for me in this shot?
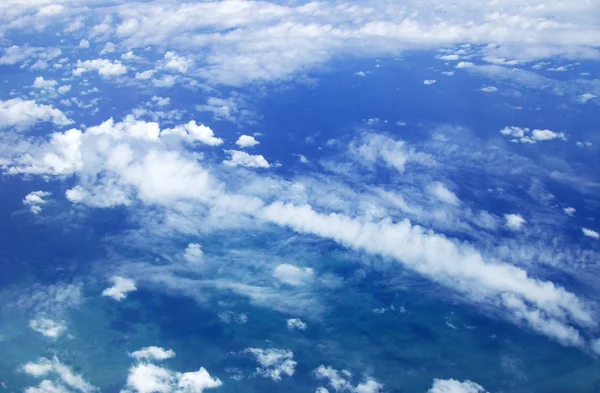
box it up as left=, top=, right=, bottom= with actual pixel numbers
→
left=0, top=1, right=600, bottom=393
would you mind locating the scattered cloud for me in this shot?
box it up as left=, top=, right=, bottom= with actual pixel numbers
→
left=504, top=214, right=526, bottom=231
left=223, top=150, right=270, bottom=168
left=235, top=135, right=259, bottom=148
left=0, top=98, right=73, bottom=131
left=480, top=86, right=498, bottom=93
left=102, top=276, right=137, bottom=301
left=23, top=191, right=51, bottom=214
left=582, top=228, right=599, bottom=240
left=500, top=126, right=567, bottom=144
left=273, top=264, right=314, bottom=286
left=427, top=379, right=487, bottom=393
left=423, top=79, right=436, bottom=85
left=130, top=347, right=176, bottom=361
left=563, top=207, right=576, bottom=216
left=183, top=243, right=204, bottom=264
left=29, top=318, right=67, bottom=339
left=427, top=182, right=460, bottom=206
left=246, top=348, right=296, bottom=381
left=73, top=59, right=128, bottom=78
left=286, top=318, right=307, bottom=331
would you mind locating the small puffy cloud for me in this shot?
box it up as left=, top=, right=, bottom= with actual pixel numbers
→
left=427, top=182, right=460, bottom=205
left=102, top=276, right=137, bottom=301
left=246, top=348, right=296, bottom=381
left=355, top=71, right=366, bottom=77
left=124, top=362, right=221, bottom=393
left=163, top=52, right=193, bottom=73
left=480, top=86, right=498, bottom=93
left=273, top=264, right=314, bottom=286
left=153, top=75, right=177, bottom=87
left=184, top=243, right=203, bottom=263
left=582, top=228, right=599, bottom=240
left=427, top=379, right=487, bottom=393
left=78, top=39, right=90, bottom=49
left=136, top=70, right=155, bottom=80
left=130, top=347, right=176, bottom=361
left=0, top=98, right=73, bottom=130
left=423, top=79, right=436, bottom=85
left=23, top=191, right=51, bottom=214
left=591, top=338, right=600, bottom=356
left=162, top=121, right=223, bottom=146
left=29, top=318, right=67, bottom=338
left=563, top=207, right=576, bottom=216
left=100, top=42, right=116, bottom=55
left=455, top=61, right=474, bottom=68
left=438, top=54, right=459, bottom=61
left=286, top=318, right=307, bottom=331
left=441, top=71, right=454, bottom=76
left=33, top=76, right=58, bottom=90
left=500, top=126, right=566, bottom=144
left=218, top=311, right=248, bottom=325
left=73, top=59, right=127, bottom=78
left=296, top=154, right=309, bottom=164
left=58, top=85, right=72, bottom=94
left=504, top=214, right=526, bottom=231
left=314, top=365, right=381, bottom=393
left=223, top=150, right=270, bottom=168
left=578, top=93, right=596, bottom=103
left=151, top=96, right=170, bottom=106
left=235, top=135, right=259, bottom=148
left=21, top=357, right=96, bottom=393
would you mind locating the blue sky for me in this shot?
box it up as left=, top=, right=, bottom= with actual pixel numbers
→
left=0, top=1, right=600, bottom=393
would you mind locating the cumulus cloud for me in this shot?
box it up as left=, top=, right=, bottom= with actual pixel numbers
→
left=563, top=207, right=576, bottom=216
left=0, top=98, right=73, bottom=131
left=427, top=379, right=487, bottom=393
left=23, top=190, right=51, bottom=214
left=504, top=214, right=526, bottom=231
left=235, top=135, right=259, bottom=148
left=500, top=126, right=567, bottom=144
left=131, top=347, right=176, bottom=361
left=314, top=365, right=381, bottom=393
left=246, top=348, right=296, bottom=381
left=163, top=121, right=223, bottom=146
left=79, top=39, right=90, bottom=48
left=423, top=79, right=436, bottom=85
left=29, top=318, right=67, bottom=339
left=123, top=363, right=222, bottom=393
left=582, top=228, right=599, bottom=240
left=163, top=52, right=193, bottom=73
left=427, top=182, right=460, bottom=205
left=102, top=276, right=137, bottom=301
left=287, top=318, right=307, bottom=331
left=73, top=59, right=127, bottom=78
left=223, top=150, right=270, bottom=168
left=33, top=76, right=58, bottom=90
left=351, top=133, right=435, bottom=173
left=183, top=243, right=204, bottom=263
left=480, top=86, right=498, bottom=93
left=21, top=357, right=96, bottom=393
left=273, top=264, right=314, bottom=286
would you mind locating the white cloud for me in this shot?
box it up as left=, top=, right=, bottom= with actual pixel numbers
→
left=0, top=98, right=73, bottom=131
left=578, top=93, right=596, bottom=103
left=184, top=243, right=203, bottom=263
left=500, top=126, right=566, bottom=144
left=29, top=318, right=67, bottom=339
left=423, top=79, right=436, bottom=85
left=563, top=207, right=576, bottom=216
left=131, top=347, right=176, bottom=361
left=153, top=75, right=178, bottom=88
left=23, top=190, right=51, bottom=214
left=123, top=363, right=222, bottom=393
left=273, top=264, right=314, bottom=286
left=79, top=39, right=90, bottom=49
left=73, top=59, right=127, bottom=78
left=286, top=318, right=307, bottom=331
left=427, top=379, right=487, bottom=393
left=582, top=228, right=599, bottom=240
left=455, top=61, right=474, bottom=68
left=151, top=96, right=170, bottom=106
left=314, top=365, right=381, bottom=393
left=136, top=70, right=155, bottom=80
left=162, top=121, right=223, bottom=146
left=223, top=150, right=270, bottom=168
left=246, top=348, right=296, bottom=381
left=441, top=71, right=454, bottom=76
left=235, top=135, right=259, bottom=148
left=351, top=133, right=435, bottom=173
left=480, top=86, right=498, bottom=93
left=438, top=54, right=459, bottom=61
left=163, top=52, right=193, bottom=73
left=427, top=182, right=460, bottom=206
left=592, top=339, right=600, bottom=356
left=33, top=76, right=58, bottom=90
left=100, top=42, right=116, bottom=55
left=355, top=71, right=366, bottom=77
left=22, top=357, right=96, bottom=393
left=102, top=276, right=137, bottom=301
left=58, top=85, right=72, bottom=95
left=504, top=214, right=526, bottom=231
